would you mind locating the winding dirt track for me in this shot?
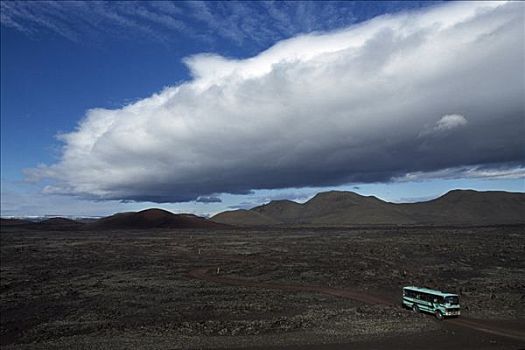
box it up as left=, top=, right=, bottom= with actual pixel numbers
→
left=188, top=267, right=525, bottom=343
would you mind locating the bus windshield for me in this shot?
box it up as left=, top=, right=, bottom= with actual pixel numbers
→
left=445, top=296, right=459, bottom=305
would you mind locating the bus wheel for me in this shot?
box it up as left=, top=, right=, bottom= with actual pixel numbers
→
left=412, top=304, right=419, bottom=313
left=435, top=310, right=444, bottom=320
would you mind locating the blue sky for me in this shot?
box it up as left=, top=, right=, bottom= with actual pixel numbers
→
left=1, top=1, right=524, bottom=217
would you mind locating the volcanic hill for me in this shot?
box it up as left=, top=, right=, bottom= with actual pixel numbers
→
left=211, top=190, right=525, bottom=226
left=89, top=208, right=227, bottom=230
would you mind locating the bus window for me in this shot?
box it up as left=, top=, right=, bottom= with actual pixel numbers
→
left=445, top=296, right=459, bottom=305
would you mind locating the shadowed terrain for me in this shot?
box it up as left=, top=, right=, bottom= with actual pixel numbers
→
left=212, top=190, right=525, bottom=226
left=3, top=190, right=522, bottom=232
left=1, top=209, right=227, bottom=231
left=1, top=225, right=524, bottom=349
left=87, top=208, right=227, bottom=230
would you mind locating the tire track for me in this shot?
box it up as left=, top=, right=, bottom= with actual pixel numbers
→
left=188, top=267, right=525, bottom=342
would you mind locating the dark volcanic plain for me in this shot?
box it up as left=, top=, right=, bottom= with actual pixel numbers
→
left=1, top=225, right=524, bottom=349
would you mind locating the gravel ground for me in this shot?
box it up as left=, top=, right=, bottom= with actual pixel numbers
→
left=1, top=225, right=524, bottom=349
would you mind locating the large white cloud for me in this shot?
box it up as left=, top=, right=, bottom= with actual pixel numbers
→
left=31, top=1, right=525, bottom=202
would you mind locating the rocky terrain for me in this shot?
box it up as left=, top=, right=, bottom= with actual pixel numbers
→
left=1, top=225, right=524, bottom=349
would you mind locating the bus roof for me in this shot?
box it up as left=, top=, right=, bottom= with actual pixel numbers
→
left=403, top=286, right=458, bottom=297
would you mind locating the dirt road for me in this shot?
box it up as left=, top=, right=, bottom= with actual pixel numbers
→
left=188, top=267, right=525, bottom=343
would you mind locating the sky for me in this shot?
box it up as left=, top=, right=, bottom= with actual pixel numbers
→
left=1, top=1, right=524, bottom=217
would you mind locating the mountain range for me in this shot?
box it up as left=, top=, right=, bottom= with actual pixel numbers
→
left=211, top=190, right=525, bottom=226
left=1, top=190, right=523, bottom=229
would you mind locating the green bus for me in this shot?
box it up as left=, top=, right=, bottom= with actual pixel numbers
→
left=402, top=286, right=460, bottom=320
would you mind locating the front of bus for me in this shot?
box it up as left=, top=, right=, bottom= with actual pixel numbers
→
left=443, top=294, right=461, bottom=317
